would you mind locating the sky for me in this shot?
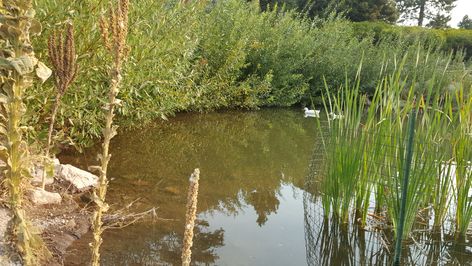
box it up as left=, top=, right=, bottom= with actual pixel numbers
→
left=450, top=0, right=472, bottom=27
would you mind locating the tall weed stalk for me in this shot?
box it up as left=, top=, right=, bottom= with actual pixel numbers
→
left=90, top=0, right=129, bottom=265
left=42, top=23, right=78, bottom=189
left=0, top=1, right=51, bottom=264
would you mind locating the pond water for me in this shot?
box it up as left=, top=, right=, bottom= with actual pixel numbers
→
left=62, top=109, right=472, bottom=265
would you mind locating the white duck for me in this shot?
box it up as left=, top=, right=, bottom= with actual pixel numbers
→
left=329, top=112, right=344, bottom=120
left=303, top=107, right=320, bottom=117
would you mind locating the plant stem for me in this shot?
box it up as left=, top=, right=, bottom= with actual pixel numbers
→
left=41, top=94, right=62, bottom=189
left=91, top=70, right=120, bottom=266
left=393, top=110, right=416, bottom=266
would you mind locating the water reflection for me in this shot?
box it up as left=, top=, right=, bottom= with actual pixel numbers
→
left=62, top=108, right=472, bottom=265
left=303, top=192, right=390, bottom=266
left=302, top=143, right=472, bottom=266
left=63, top=109, right=317, bottom=265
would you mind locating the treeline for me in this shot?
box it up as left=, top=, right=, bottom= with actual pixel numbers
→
left=353, top=21, right=472, bottom=60
left=261, top=0, right=467, bottom=28
left=30, top=0, right=471, bottom=149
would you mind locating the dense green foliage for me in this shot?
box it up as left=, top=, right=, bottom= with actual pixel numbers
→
left=353, top=21, right=472, bottom=60
left=29, top=0, right=470, bottom=149
left=262, top=0, right=398, bottom=23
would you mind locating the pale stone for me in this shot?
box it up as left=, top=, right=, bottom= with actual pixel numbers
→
left=57, top=164, right=98, bottom=192
left=0, top=208, right=17, bottom=266
left=28, top=188, right=62, bottom=205
left=30, top=158, right=61, bottom=186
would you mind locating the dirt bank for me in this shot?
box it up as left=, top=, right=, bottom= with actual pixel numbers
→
left=0, top=161, right=96, bottom=265
left=26, top=186, right=92, bottom=265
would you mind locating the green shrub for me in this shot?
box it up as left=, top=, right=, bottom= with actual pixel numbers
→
left=352, top=21, right=472, bottom=60
left=442, top=29, right=472, bottom=61
left=29, top=0, right=471, bottom=149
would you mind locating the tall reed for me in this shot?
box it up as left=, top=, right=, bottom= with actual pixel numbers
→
left=318, top=50, right=466, bottom=242
left=320, top=68, right=367, bottom=224
left=90, top=0, right=129, bottom=265
left=0, top=1, right=50, bottom=264
left=452, top=85, right=472, bottom=238
left=42, top=22, right=78, bottom=189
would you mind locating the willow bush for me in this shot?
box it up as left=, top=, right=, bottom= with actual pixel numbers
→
left=29, top=0, right=471, bottom=149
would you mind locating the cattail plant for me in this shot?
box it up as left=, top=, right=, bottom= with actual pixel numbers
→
left=90, top=1, right=129, bottom=265
left=452, top=85, right=472, bottom=238
left=0, top=1, right=50, bottom=264
left=182, top=168, right=200, bottom=266
left=42, top=22, right=78, bottom=189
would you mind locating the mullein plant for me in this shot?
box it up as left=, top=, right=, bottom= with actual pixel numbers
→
left=182, top=169, right=200, bottom=266
left=90, top=0, right=129, bottom=265
left=42, top=22, right=78, bottom=189
left=0, top=0, right=51, bottom=264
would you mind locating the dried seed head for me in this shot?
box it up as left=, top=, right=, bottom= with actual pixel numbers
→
left=182, top=168, right=200, bottom=266
left=99, top=0, right=130, bottom=65
left=47, top=22, right=78, bottom=96
left=99, top=17, right=112, bottom=52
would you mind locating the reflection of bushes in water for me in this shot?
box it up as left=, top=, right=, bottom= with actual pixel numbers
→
left=89, top=219, right=224, bottom=265
left=110, top=109, right=311, bottom=166
left=80, top=110, right=317, bottom=218
left=303, top=192, right=389, bottom=266
left=302, top=190, right=472, bottom=265
left=157, top=220, right=224, bottom=265
left=246, top=189, right=280, bottom=226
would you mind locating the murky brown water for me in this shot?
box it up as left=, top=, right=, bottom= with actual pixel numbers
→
left=62, top=109, right=472, bottom=265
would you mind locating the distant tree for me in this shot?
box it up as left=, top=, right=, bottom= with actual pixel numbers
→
left=345, top=0, right=398, bottom=23
left=396, top=0, right=457, bottom=26
left=458, top=15, right=472, bottom=29
left=270, top=0, right=398, bottom=23
left=426, top=13, right=451, bottom=28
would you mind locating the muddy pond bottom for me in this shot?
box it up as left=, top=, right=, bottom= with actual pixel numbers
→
left=61, top=109, right=472, bottom=265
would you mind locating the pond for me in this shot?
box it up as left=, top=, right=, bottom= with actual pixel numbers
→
left=61, top=109, right=472, bottom=265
